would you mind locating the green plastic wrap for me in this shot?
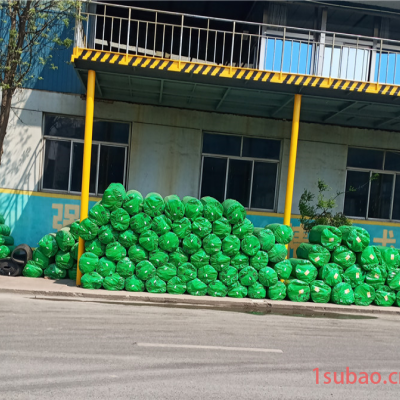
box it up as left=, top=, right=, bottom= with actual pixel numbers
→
left=85, top=238, right=105, bottom=257
left=354, top=283, right=376, bottom=306
left=164, top=195, right=185, bottom=221
left=89, top=203, right=111, bottom=226
left=0, top=214, right=4, bottom=224
left=374, top=285, right=396, bottom=306
left=227, top=282, right=248, bottom=298
left=267, top=281, right=287, bottom=300
left=365, top=266, right=386, bottom=289
left=287, top=279, right=310, bottom=302
left=116, top=257, right=135, bottom=278
left=330, top=246, right=356, bottom=269
left=38, top=234, right=58, bottom=257
left=32, top=249, right=50, bottom=269
left=250, top=251, right=269, bottom=271
left=356, top=246, right=379, bottom=271
left=343, top=265, right=365, bottom=288
left=310, top=281, right=332, bottom=303
left=238, top=266, right=258, bottom=286
left=248, top=283, right=266, bottom=299
left=110, top=209, right=130, bottom=231
left=81, top=271, right=104, bottom=289
left=78, top=218, right=99, bottom=241
left=177, top=262, right=197, bottom=283
left=191, top=249, right=210, bottom=269
left=296, top=243, right=330, bottom=267
left=146, top=277, right=167, bottom=293
left=309, top=225, right=342, bottom=251
left=331, top=282, right=355, bottom=305
left=182, top=196, right=203, bottom=219
left=143, top=192, right=165, bottom=217
left=70, top=221, right=80, bottom=241
left=240, top=234, right=261, bottom=257
left=373, top=246, right=400, bottom=269
left=55, top=250, right=74, bottom=270
left=186, top=278, right=208, bottom=296
left=168, top=248, right=189, bottom=267
left=172, top=217, right=191, bottom=239
left=201, top=196, right=224, bottom=222
left=128, top=244, right=148, bottom=264
left=210, top=251, right=230, bottom=272
left=152, top=215, right=172, bottom=236
left=380, top=264, right=388, bottom=281
left=0, top=235, right=14, bottom=246
left=268, top=243, right=287, bottom=264
left=157, top=263, right=177, bottom=282
left=0, top=245, right=10, bottom=258
left=149, top=250, right=169, bottom=268
left=159, top=232, right=179, bottom=252
left=339, top=226, right=370, bottom=252
left=136, top=260, right=156, bottom=281
left=44, top=264, right=67, bottom=279
left=96, top=257, right=116, bottom=277
left=208, top=280, right=228, bottom=297
left=130, top=213, right=152, bottom=234
left=139, top=230, right=159, bottom=252
left=293, top=262, right=318, bottom=284
left=23, top=261, right=44, bottom=278
left=318, top=263, right=342, bottom=287
left=222, top=234, right=241, bottom=257
left=55, top=229, right=75, bottom=252
left=266, top=223, right=294, bottom=245
left=122, top=190, right=143, bottom=216
left=212, top=217, right=231, bottom=240
left=166, top=276, right=186, bottom=294
left=78, top=252, right=99, bottom=274
left=102, top=183, right=126, bottom=210
left=232, top=219, right=254, bottom=239
left=273, top=260, right=292, bottom=280
left=118, top=230, right=139, bottom=249
left=98, top=224, right=117, bottom=245
left=182, top=234, right=202, bottom=255
left=70, top=243, right=79, bottom=260
left=219, top=266, right=238, bottom=286
left=68, top=267, right=77, bottom=281
left=202, top=234, right=222, bottom=255
left=258, top=267, right=278, bottom=287
left=222, top=199, right=246, bottom=224
left=198, top=265, right=218, bottom=284
left=191, top=217, right=212, bottom=239
left=230, top=252, right=249, bottom=270
left=103, top=273, right=125, bottom=291
left=125, top=275, right=145, bottom=292
left=253, top=228, right=275, bottom=252
left=0, top=224, right=11, bottom=236
left=105, top=242, right=126, bottom=262
left=387, top=269, right=400, bottom=291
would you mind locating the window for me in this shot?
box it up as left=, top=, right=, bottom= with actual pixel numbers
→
left=42, top=115, right=129, bottom=196
left=344, top=147, right=400, bottom=221
left=200, top=133, right=280, bottom=210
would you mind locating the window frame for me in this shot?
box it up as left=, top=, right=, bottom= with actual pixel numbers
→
left=199, top=131, right=281, bottom=212
left=41, top=113, right=130, bottom=197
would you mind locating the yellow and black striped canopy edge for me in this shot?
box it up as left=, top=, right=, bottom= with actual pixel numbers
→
left=72, top=48, right=400, bottom=96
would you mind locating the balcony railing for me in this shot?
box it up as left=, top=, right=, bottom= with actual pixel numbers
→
left=75, top=1, right=400, bottom=85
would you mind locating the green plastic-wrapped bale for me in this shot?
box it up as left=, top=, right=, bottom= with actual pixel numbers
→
left=55, top=250, right=74, bottom=270
left=164, top=195, right=185, bottom=221
left=96, top=257, right=116, bottom=277
left=44, top=264, right=67, bottom=280
left=103, top=273, right=125, bottom=291
left=116, top=257, right=135, bottom=278
left=152, top=215, right=172, bottom=236
left=232, top=219, right=254, bottom=240
left=330, top=246, right=356, bottom=269
left=296, top=243, right=330, bottom=267
left=159, top=231, right=179, bottom=253
left=98, top=224, right=118, bottom=245
left=55, top=229, right=75, bottom=252
left=238, top=266, right=258, bottom=287
left=70, top=243, right=79, bottom=260
left=0, top=224, right=11, bottom=236
left=250, top=251, right=269, bottom=271
left=231, top=252, right=249, bottom=270
left=157, top=263, right=177, bottom=282
left=118, top=230, right=139, bottom=249
left=143, top=192, right=165, bottom=217
left=219, top=266, right=238, bottom=286
left=182, top=196, right=203, bottom=219
left=78, top=218, right=99, bottom=241
left=272, top=260, right=292, bottom=280
left=373, top=246, right=400, bottom=269
left=339, top=226, right=370, bottom=252
left=356, top=246, right=379, bottom=271
left=78, top=252, right=99, bottom=274
left=309, top=225, right=342, bottom=251
left=201, top=196, right=223, bottom=222
left=0, top=245, right=10, bottom=258
left=177, top=262, right=197, bottom=283
left=266, top=223, right=294, bottom=245
left=23, top=261, right=44, bottom=278
left=191, top=249, right=210, bottom=269
left=182, top=234, right=202, bottom=255
left=0, top=235, right=14, bottom=246
left=253, top=228, right=275, bottom=252
left=287, top=279, right=310, bottom=302
left=374, top=286, right=396, bottom=307
left=227, top=283, right=247, bottom=298
left=222, top=234, right=241, bottom=257
left=210, top=251, right=230, bottom=272
left=365, top=266, right=386, bottom=289
left=172, top=217, right=191, bottom=239
left=122, top=190, right=143, bottom=216
left=198, top=265, right=218, bottom=284
left=89, top=203, right=110, bottom=226
left=202, top=234, right=222, bottom=255
left=191, top=217, right=212, bottom=239
left=380, top=264, right=388, bottom=281
left=387, top=269, right=400, bottom=291
left=168, top=248, right=189, bottom=267
left=258, top=267, right=278, bottom=287
left=208, top=280, right=228, bottom=297
left=240, top=234, right=260, bottom=257
left=310, top=281, right=332, bottom=303
left=136, top=260, right=156, bottom=281
left=318, top=263, right=342, bottom=287
left=128, top=244, right=148, bottom=264
left=222, top=199, right=246, bottom=224
left=292, top=261, right=318, bottom=284
left=248, top=282, right=267, bottom=299
left=354, top=283, right=376, bottom=306
left=187, top=278, right=208, bottom=296
left=125, top=275, right=145, bottom=292
left=331, top=282, right=355, bottom=305
left=212, top=217, right=231, bottom=240
left=70, top=221, right=80, bottom=241
left=130, top=213, right=152, bottom=234
left=102, top=183, right=126, bottom=210
left=68, top=266, right=77, bottom=281
left=32, top=249, right=50, bottom=269
left=85, top=239, right=105, bottom=257
left=343, top=265, right=365, bottom=288
left=268, top=243, right=287, bottom=264
left=110, top=208, right=130, bottom=231
left=38, top=234, right=58, bottom=257
left=149, top=250, right=169, bottom=268
left=267, top=281, right=287, bottom=300
left=167, top=277, right=187, bottom=294
left=81, top=271, right=104, bottom=289
left=146, top=277, right=167, bottom=293
left=106, top=242, right=126, bottom=262
left=139, top=230, right=159, bottom=252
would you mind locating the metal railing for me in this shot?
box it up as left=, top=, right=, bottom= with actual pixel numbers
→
left=74, top=1, right=400, bottom=85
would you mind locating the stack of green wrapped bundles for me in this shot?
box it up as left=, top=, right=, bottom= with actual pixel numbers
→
left=0, top=213, right=15, bottom=259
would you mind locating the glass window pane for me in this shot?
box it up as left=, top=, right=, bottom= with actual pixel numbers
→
left=42, top=140, right=71, bottom=191
left=97, top=146, right=126, bottom=194
left=44, top=115, right=84, bottom=140
left=384, top=151, right=400, bottom=172
left=368, top=173, right=393, bottom=219
left=347, top=147, right=384, bottom=169
left=242, top=137, right=281, bottom=160
left=93, top=121, right=130, bottom=144
left=202, top=133, right=241, bottom=156
left=226, top=160, right=252, bottom=207
left=343, top=171, right=370, bottom=217
left=251, top=162, right=277, bottom=209
left=392, top=176, right=400, bottom=220
left=70, top=143, right=98, bottom=193
left=200, top=157, right=227, bottom=202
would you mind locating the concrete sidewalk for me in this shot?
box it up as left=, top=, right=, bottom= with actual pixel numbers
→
left=0, top=275, right=399, bottom=315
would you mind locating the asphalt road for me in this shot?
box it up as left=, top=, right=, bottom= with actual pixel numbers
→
left=1, top=293, right=400, bottom=399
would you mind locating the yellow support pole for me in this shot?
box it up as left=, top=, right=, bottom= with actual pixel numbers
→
left=283, top=94, right=302, bottom=228
left=76, top=70, right=96, bottom=286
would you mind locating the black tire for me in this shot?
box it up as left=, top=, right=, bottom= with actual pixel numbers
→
left=0, top=259, right=23, bottom=276
left=11, top=244, right=33, bottom=266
